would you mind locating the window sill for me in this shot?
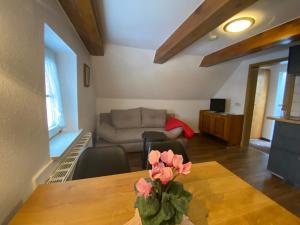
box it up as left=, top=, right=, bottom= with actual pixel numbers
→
left=49, top=130, right=82, bottom=160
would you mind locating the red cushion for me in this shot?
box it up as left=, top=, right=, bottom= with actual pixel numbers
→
left=165, top=117, right=194, bottom=138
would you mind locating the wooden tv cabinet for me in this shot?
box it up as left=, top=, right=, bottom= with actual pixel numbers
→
left=199, top=110, right=244, bottom=146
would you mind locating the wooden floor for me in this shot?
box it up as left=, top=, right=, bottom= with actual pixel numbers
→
left=126, top=134, right=300, bottom=218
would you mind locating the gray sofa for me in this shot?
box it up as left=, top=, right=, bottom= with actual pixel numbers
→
left=96, top=108, right=187, bottom=152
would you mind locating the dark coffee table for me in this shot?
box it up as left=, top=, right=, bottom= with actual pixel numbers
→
left=142, top=131, right=168, bottom=169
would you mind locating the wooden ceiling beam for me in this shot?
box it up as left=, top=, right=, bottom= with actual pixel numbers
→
left=59, top=0, right=104, bottom=55
left=200, top=17, right=300, bottom=67
left=154, top=0, right=258, bottom=64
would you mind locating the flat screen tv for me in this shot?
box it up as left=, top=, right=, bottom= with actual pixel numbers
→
left=210, top=99, right=226, bottom=113
left=288, top=45, right=300, bottom=76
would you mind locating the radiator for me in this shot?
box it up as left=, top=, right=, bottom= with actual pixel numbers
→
left=46, top=132, right=92, bottom=184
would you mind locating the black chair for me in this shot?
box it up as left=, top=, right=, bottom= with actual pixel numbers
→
left=145, top=140, right=190, bottom=169
left=72, top=146, right=130, bottom=180
left=142, top=131, right=168, bottom=169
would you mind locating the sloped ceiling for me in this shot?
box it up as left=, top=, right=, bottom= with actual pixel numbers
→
left=184, top=0, right=300, bottom=55
left=97, top=0, right=202, bottom=50
left=97, top=0, right=300, bottom=56
left=93, top=44, right=241, bottom=99
left=93, top=0, right=300, bottom=100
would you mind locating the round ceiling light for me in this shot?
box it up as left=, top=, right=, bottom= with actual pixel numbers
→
left=224, top=17, right=255, bottom=33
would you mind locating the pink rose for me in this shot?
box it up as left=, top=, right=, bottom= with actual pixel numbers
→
left=135, top=178, right=152, bottom=198
left=172, top=154, right=184, bottom=173
left=149, top=162, right=165, bottom=180
left=160, top=150, right=174, bottom=166
left=181, top=162, right=192, bottom=175
left=159, top=167, right=173, bottom=185
left=148, top=150, right=161, bottom=166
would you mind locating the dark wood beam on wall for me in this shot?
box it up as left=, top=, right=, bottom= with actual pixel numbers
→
left=59, top=0, right=104, bottom=55
left=200, top=17, right=300, bottom=67
left=154, top=0, right=258, bottom=64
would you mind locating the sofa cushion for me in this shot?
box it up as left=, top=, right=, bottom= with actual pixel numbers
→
left=99, top=124, right=165, bottom=144
left=98, top=122, right=117, bottom=143
left=141, top=108, right=167, bottom=128
left=111, top=108, right=141, bottom=129
left=164, top=127, right=183, bottom=139
left=115, top=128, right=164, bottom=143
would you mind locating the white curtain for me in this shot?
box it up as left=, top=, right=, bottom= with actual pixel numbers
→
left=45, top=48, right=64, bottom=131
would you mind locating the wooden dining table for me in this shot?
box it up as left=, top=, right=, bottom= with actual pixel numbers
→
left=9, top=161, right=300, bottom=225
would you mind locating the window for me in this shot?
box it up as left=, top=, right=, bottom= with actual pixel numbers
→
left=45, top=48, right=64, bottom=138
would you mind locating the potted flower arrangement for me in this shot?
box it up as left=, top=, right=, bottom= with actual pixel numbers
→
left=130, top=150, right=193, bottom=225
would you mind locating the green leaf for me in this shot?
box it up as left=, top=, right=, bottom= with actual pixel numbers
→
left=141, top=216, right=154, bottom=225
left=170, top=190, right=192, bottom=215
left=135, top=185, right=192, bottom=225
left=152, top=180, right=162, bottom=196
left=135, top=196, right=160, bottom=218
left=182, top=190, right=193, bottom=202
left=161, top=193, right=175, bottom=221
left=143, top=206, right=165, bottom=225
left=174, top=211, right=184, bottom=224
left=168, top=181, right=183, bottom=197
left=161, top=219, right=175, bottom=225
left=140, top=193, right=177, bottom=225
left=170, top=197, right=188, bottom=214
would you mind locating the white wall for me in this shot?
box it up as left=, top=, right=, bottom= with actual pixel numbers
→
left=92, top=44, right=242, bottom=131
left=214, top=50, right=289, bottom=114
left=0, top=0, right=95, bottom=223
left=57, top=52, right=79, bottom=131
left=93, top=45, right=292, bottom=132
left=92, top=44, right=241, bottom=99
left=261, top=64, right=287, bottom=140
left=291, top=76, right=300, bottom=116
left=96, top=98, right=209, bottom=131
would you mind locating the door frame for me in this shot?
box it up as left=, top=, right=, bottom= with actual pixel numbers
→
left=241, top=57, right=294, bottom=147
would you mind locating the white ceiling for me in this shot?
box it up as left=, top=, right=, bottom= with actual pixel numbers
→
left=97, top=0, right=300, bottom=56
left=98, top=0, right=202, bottom=50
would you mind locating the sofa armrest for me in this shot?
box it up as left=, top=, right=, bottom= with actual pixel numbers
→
left=98, top=122, right=117, bottom=143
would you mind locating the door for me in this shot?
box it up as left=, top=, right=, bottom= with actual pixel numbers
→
left=250, top=69, right=270, bottom=139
